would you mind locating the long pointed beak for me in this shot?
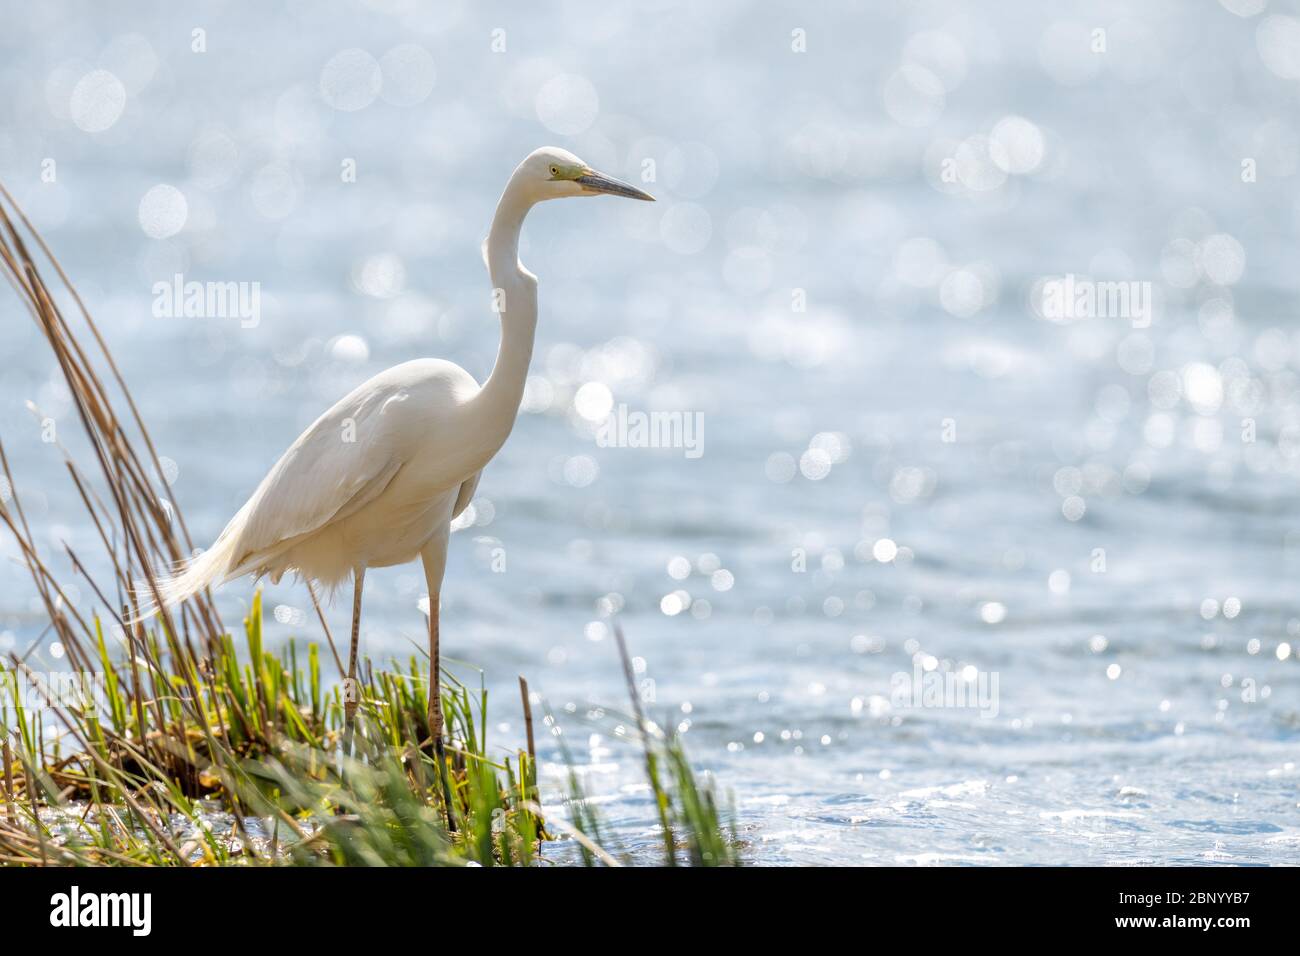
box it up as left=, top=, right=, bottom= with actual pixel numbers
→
left=576, top=169, right=656, bottom=201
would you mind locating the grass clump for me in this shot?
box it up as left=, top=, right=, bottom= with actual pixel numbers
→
left=0, top=596, right=736, bottom=866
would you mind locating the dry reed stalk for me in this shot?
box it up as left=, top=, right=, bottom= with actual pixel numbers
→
left=1, top=736, right=14, bottom=823
left=0, top=181, right=223, bottom=653
left=518, top=676, right=537, bottom=767
left=0, top=180, right=227, bottom=806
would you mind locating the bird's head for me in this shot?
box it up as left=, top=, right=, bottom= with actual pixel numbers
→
left=517, top=146, right=656, bottom=203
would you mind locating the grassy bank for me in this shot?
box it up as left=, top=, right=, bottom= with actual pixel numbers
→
left=0, top=183, right=737, bottom=867
left=0, top=594, right=737, bottom=866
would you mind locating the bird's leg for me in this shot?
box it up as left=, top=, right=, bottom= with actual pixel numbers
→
left=419, top=536, right=455, bottom=830
left=427, top=592, right=456, bottom=832
left=343, top=567, right=365, bottom=759
left=426, top=593, right=444, bottom=742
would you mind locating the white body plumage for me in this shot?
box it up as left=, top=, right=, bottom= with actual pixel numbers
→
left=169, top=357, right=491, bottom=600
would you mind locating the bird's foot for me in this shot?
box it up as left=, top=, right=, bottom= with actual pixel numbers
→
left=428, top=703, right=456, bottom=833
left=342, top=710, right=357, bottom=760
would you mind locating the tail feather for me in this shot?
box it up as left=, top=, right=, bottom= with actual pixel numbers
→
left=130, top=531, right=241, bottom=623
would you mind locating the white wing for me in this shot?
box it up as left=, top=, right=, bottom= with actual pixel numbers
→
left=137, top=359, right=480, bottom=616
left=222, top=373, right=420, bottom=573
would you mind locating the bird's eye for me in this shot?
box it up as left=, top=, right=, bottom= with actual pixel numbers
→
left=549, top=166, right=559, bottom=177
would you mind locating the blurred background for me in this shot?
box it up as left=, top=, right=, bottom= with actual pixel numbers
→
left=1, top=0, right=1299, bottom=864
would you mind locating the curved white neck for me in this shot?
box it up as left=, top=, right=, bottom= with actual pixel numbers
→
left=469, top=174, right=539, bottom=445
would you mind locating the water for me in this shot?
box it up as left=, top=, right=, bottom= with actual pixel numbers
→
left=2, top=0, right=1299, bottom=865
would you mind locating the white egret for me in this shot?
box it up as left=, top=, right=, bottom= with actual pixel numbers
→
left=143, top=147, right=654, bottom=765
